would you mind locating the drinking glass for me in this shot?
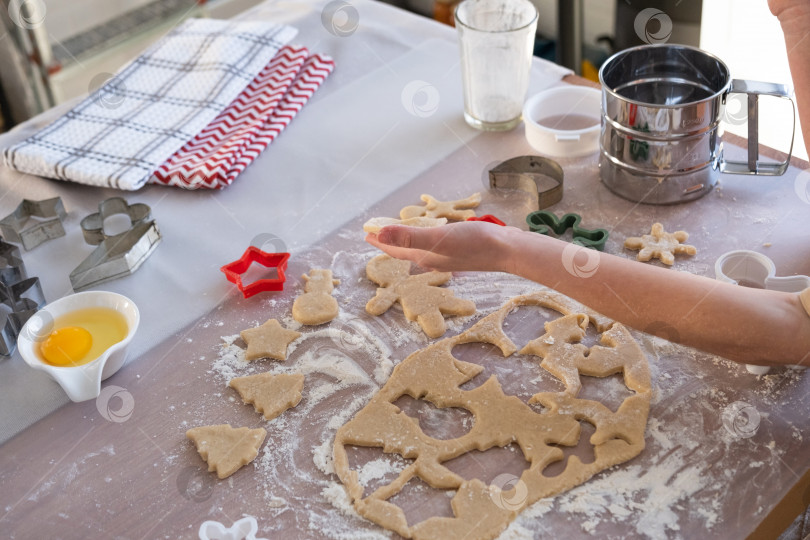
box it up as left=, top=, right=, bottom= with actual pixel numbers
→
left=455, top=0, right=538, bottom=131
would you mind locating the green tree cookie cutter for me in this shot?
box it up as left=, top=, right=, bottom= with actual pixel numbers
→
left=526, top=211, right=609, bottom=251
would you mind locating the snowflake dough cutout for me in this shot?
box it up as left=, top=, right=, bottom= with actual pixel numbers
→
left=365, top=254, right=476, bottom=338
left=186, top=424, right=266, bottom=479
left=292, top=269, right=340, bottom=325
left=229, top=372, right=304, bottom=420
left=198, top=516, right=267, bottom=540
left=334, top=290, right=651, bottom=540
left=400, top=193, right=481, bottom=221
left=624, top=222, right=697, bottom=265
left=240, top=319, right=301, bottom=361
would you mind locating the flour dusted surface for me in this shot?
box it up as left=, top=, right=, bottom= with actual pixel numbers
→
left=197, top=246, right=805, bottom=539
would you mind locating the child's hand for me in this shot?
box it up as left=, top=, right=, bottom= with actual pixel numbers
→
left=365, top=221, right=517, bottom=273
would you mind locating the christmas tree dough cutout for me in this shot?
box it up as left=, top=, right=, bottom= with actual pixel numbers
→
left=240, top=319, right=301, bottom=361
left=365, top=254, right=476, bottom=338
left=292, top=269, right=340, bottom=325
left=400, top=192, right=481, bottom=221
left=229, top=372, right=305, bottom=420
left=624, top=222, right=697, bottom=265
left=186, top=424, right=266, bottom=479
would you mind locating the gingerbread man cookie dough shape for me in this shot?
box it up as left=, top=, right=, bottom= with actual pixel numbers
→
left=365, top=254, right=476, bottom=338
left=624, top=222, right=697, bottom=265
left=400, top=193, right=482, bottom=221
left=292, top=269, right=340, bottom=325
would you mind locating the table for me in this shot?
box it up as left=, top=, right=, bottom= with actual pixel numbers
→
left=0, top=0, right=808, bottom=538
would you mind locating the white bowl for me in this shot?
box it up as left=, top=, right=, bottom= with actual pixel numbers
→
left=17, top=291, right=140, bottom=402
left=523, top=86, right=602, bottom=158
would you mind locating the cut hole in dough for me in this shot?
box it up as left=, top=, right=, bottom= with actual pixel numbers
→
left=386, top=476, right=456, bottom=527
left=578, top=373, right=635, bottom=413
left=392, top=395, right=474, bottom=441
left=500, top=304, right=561, bottom=347
left=441, top=444, right=531, bottom=486
left=453, top=341, right=566, bottom=399
left=346, top=445, right=416, bottom=499
left=542, top=420, right=597, bottom=478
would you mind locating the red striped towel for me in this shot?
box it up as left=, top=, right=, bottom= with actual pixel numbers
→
left=151, top=45, right=334, bottom=189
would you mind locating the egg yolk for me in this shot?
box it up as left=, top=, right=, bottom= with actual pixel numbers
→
left=40, top=326, right=93, bottom=366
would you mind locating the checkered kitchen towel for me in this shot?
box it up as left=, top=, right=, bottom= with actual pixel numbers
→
left=152, top=46, right=335, bottom=189
left=3, top=18, right=296, bottom=191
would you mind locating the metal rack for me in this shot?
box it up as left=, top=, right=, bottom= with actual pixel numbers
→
left=0, top=0, right=204, bottom=128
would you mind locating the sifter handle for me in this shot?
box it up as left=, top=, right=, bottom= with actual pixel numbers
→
left=720, top=79, right=795, bottom=176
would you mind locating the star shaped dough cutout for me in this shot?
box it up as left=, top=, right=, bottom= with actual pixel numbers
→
left=624, top=222, right=697, bottom=265
left=240, top=319, right=301, bottom=362
left=400, top=192, right=481, bottom=221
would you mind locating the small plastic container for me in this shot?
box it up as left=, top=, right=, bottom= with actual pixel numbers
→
left=522, top=86, right=601, bottom=157
left=714, top=250, right=810, bottom=375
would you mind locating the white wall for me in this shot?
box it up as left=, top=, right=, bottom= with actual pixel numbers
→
left=700, top=0, right=806, bottom=160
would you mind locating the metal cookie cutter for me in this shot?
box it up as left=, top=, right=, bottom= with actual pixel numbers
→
left=714, top=250, right=810, bottom=375
left=488, top=156, right=564, bottom=212
left=0, top=239, right=26, bottom=285
left=70, top=197, right=162, bottom=292
left=0, top=239, right=46, bottom=356
left=0, top=277, right=46, bottom=356
left=220, top=247, right=290, bottom=298
left=526, top=210, right=609, bottom=251
left=0, top=197, right=67, bottom=250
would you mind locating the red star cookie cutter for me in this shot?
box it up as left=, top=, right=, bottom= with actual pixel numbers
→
left=220, top=247, right=290, bottom=298
left=466, top=214, right=506, bottom=226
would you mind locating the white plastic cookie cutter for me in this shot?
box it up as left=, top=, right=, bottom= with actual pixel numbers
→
left=198, top=516, right=267, bottom=540
left=714, top=250, right=810, bottom=375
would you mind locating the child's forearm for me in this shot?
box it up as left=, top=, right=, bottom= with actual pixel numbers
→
left=502, top=229, right=810, bottom=366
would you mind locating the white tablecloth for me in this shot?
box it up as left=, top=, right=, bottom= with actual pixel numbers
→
left=0, top=0, right=570, bottom=443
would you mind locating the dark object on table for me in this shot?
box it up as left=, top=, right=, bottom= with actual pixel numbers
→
left=614, top=0, right=702, bottom=50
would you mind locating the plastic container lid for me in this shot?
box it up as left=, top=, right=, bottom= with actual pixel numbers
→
left=523, top=86, right=602, bottom=158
